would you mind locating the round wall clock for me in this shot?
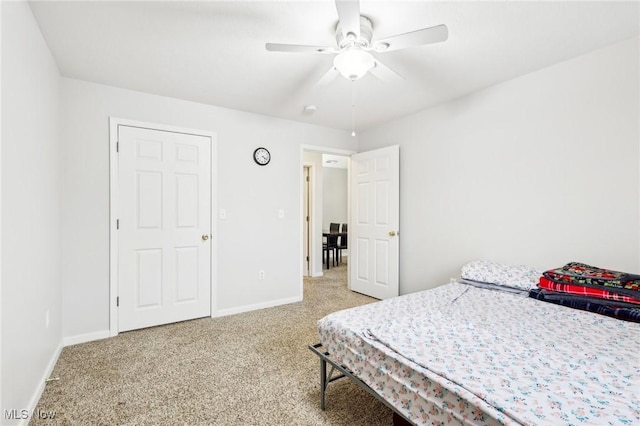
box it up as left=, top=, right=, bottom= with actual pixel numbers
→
left=253, top=147, right=271, bottom=166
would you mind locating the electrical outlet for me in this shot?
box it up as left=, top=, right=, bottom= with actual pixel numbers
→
left=258, top=270, right=265, bottom=280
left=278, top=209, right=284, bottom=219
left=219, top=209, right=227, bottom=220
left=45, top=310, right=50, bottom=329
left=450, top=277, right=457, bottom=284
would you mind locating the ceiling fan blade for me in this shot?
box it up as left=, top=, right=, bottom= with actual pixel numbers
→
left=335, top=0, right=361, bottom=40
left=265, top=43, right=335, bottom=54
left=374, top=24, right=448, bottom=52
left=315, top=67, right=340, bottom=87
left=369, top=59, right=404, bottom=83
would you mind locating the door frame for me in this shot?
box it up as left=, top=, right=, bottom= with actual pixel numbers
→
left=109, top=117, right=218, bottom=337
left=299, top=145, right=355, bottom=288
left=302, top=165, right=311, bottom=277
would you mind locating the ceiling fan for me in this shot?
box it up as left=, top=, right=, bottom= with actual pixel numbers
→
left=265, top=0, right=448, bottom=85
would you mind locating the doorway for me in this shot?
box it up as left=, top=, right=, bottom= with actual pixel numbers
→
left=300, top=144, right=400, bottom=301
left=109, top=118, right=217, bottom=335
left=301, top=147, right=352, bottom=280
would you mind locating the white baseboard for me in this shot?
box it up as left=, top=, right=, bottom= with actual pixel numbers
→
left=19, top=342, right=63, bottom=426
left=311, top=271, right=324, bottom=277
left=14, top=330, right=109, bottom=425
left=63, top=330, right=110, bottom=347
left=214, top=295, right=302, bottom=318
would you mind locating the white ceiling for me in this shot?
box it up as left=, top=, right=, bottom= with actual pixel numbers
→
left=29, top=1, right=639, bottom=132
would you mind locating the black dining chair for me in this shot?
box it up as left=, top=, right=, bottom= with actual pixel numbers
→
left=336, top=223, right=347, bottom=265
left=323, top=223, right=340, bottom=268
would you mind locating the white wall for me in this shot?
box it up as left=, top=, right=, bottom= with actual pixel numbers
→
left=60, top=78, right=356, bottom=337
left=358, top=37, right=640, bottom=295
left=322, top=167, right=348, bottom=231
left=1, top=1, right=62, bottom=421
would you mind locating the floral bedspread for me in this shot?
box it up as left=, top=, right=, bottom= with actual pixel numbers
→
left=317, top=283, right=640, bottom=425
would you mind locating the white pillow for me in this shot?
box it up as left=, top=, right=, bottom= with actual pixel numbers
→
left=460, top=260, right=541, bottom=290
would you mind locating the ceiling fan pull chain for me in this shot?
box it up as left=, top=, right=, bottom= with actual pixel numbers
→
left=351, top=80, right=356, bottom=137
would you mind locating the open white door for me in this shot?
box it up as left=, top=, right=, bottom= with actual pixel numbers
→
left=349, top=145, right=399, bottom=299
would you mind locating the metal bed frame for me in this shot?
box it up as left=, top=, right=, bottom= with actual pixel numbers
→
left=309, top=343, right=414, bottom=425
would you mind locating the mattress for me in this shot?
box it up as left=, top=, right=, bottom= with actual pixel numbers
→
left=317, top=282, right=640, bottom=425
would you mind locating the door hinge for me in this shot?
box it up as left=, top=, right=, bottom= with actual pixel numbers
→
left=306, top=216, right=309, bottom=222
left=116, top=141, right=119, bottom=153
left=116, top=296, right=119, bottom=307
left=306, top=255, right=309, bottom=262
left=306, top=176, right=309, bottom=182
left=116, top=219, right=120, bottom=229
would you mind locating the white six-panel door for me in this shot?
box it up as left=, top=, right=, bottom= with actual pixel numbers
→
left=350, top=145, right=400, bottom=299
left=118, top=125, right=211, bottom=332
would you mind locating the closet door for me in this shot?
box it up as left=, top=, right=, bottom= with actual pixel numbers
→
left=118, top=125, right=211, bottom=332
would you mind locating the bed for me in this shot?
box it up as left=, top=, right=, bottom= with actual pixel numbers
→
left=311, top=276, right=640, bottom=425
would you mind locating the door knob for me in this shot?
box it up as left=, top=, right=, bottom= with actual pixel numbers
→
left=202, top=234, right=209, bottom=241
left=388, top=231, right=396, bottom=237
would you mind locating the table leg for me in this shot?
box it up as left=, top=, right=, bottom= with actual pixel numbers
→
left=326, top=248, right=330, bottom=269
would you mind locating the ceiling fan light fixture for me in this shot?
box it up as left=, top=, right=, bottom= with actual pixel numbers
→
left=333, top=48, right=375, bottom=80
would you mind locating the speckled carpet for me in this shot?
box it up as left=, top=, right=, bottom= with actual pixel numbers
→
left=32, top=262, right=393, bottom=425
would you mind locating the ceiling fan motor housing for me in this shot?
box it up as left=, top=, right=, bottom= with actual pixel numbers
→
left=336, top=16, right=374, bottom=49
